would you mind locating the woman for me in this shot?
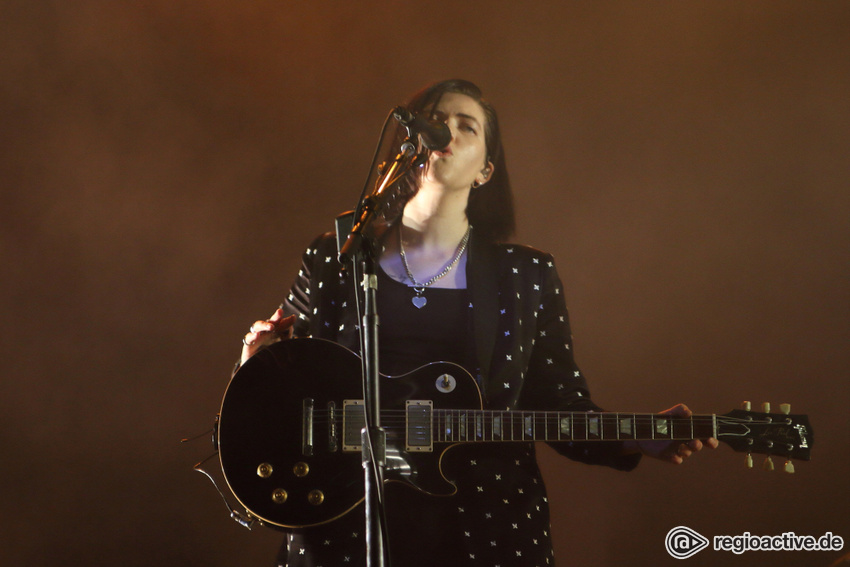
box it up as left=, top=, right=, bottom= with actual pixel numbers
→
left=238, top=79, right=715, bottom=567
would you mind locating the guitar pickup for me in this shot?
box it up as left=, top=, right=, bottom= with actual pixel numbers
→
left=302, top=398, right=314, bottom=456
left=342, top=400, right=365, bottom=452
left=405, top=400, right=433, bottom=452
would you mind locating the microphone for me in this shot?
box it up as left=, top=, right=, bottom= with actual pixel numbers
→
left=392, top=107, right=451, bottom=151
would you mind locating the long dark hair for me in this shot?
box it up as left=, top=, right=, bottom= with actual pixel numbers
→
left=383, top=79, right=515, bottom=243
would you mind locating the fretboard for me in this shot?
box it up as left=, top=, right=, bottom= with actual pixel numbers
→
left=420, top=410, right=717, bottom=444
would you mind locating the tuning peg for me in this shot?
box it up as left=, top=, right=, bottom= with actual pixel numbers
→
left=742, top=401, right=752, bottom=411
left=780, top=403, right=791, bottom=415
left=784, top=459, right=795, bottom=474
left=763, top=456, right=774, bottom=471
left=746, top=453, right=753, bottom=469
left=762, top=402, right=771, bottom=413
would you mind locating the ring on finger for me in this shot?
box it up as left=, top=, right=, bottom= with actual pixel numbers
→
left=242, top=337, right=253, bottom=346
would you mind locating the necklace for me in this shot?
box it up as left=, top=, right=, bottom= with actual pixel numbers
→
left=399, top=224, right=472, bottom=309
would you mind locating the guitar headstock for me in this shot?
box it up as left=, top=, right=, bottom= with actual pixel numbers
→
left=717, top=402, right=813, bottom=470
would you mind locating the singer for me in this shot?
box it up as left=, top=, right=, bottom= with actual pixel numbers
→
left=236, top=79, right=716, bottom=567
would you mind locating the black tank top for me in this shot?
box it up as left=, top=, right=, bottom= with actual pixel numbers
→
left=376, top=265, right=473, bottom=376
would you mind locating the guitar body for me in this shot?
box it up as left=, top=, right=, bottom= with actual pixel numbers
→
left=218, top=338, right=483, bottom=529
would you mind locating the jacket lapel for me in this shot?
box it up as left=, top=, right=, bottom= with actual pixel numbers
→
left=467, top=233, right=500, bottom=398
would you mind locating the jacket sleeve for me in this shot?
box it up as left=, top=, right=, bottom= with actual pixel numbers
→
left=522, top=253, right=641, bottom=471
left=279, top=232, right=341, bottom=339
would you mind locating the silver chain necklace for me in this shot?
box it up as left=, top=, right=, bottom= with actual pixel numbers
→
left=399, top=224, right=472, bottom=309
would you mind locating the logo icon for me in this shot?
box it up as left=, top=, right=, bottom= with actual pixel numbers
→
left=665, top=526, right=709, bottom=559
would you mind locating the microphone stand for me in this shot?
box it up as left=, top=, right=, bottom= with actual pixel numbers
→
left=338, top=137, right=419, bottom=567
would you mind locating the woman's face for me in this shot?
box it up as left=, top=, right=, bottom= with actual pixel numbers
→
left=419, top=92, right=493, bottom=192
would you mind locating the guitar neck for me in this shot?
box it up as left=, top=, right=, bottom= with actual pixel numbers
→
left=423, top=410, right=716, bottom=445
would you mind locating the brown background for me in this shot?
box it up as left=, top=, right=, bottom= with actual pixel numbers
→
left=2, top=2, right=848, bottom=566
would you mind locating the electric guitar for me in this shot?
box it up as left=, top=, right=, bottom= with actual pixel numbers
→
left=216, top=338, right=813, bottom=529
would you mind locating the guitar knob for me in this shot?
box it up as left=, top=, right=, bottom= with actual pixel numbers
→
left=742, top=401, right=751, bottom=411
left=436, top=374, right=457, bottom=393
left=272, top=488, right=288, bottom=504
left=308, top=489, right=325, bottom=506
left=784, top=459, right=795, bottom=474
left=762, top=402, right=771, bottom=413
left=746, top=454, right=753, bottom=469
left=763, top=456, right=774, bottom=471
left=780, top=403, right=791, bottom=415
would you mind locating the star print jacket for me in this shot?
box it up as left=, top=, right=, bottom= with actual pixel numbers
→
left=282, top=229, right=640, bottom=471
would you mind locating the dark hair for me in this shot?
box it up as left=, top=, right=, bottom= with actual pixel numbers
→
left=384, top=79, right=515, bottom=242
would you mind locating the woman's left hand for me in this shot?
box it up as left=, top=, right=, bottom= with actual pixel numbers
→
left=623, top=403, right=719, bottom=464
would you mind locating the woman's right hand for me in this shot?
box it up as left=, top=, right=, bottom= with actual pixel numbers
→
left=240, top=308, right=296, bottom=364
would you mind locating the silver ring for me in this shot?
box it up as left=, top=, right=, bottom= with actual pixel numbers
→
left=249, top=326, right=256, bottom=334
left=242, top=337, right=253, bottom=346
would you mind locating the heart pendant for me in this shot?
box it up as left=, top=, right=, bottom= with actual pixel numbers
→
left=412, top=295, right=427, bottom=309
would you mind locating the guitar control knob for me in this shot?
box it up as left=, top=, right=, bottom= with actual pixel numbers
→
left=257, top=463, right=273, bottom=478
left=308, top=490, right=325, bottom=506
left=293, top=462, right=310, bottom=477
left=272, top=488, right=288, bottom=504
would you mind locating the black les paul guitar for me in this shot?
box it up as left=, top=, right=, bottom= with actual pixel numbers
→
left=217, top=338, right=813, bottom=529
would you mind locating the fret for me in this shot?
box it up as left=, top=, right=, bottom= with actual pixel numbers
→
left=618, top=414, right=634, bottom=439
left=515, top=413, right=521, bottom=440
left=634, top=413, right=653, bottom=440
left=671, top=416, right=692, bottom=440
left=459, top=411, right=467, bottom=441
left=571, top=413, right=586, bottom=440
left=546, top=412, right=555, bottom=441
left=655, top=417, right=670, bottom=439
left=559, top=413, right=571, bottom=440
left=587, top=414, right=600, bottom=439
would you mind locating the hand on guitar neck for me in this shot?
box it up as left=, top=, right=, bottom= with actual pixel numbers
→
left=622, top=403, right=719, bottom=464
left=241, top=308, right=296, bottom=365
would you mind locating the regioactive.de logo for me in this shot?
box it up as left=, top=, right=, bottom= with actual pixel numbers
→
left=665, top=526, right=710, bottom=559
left=665, top=526, right=843, bottom=559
